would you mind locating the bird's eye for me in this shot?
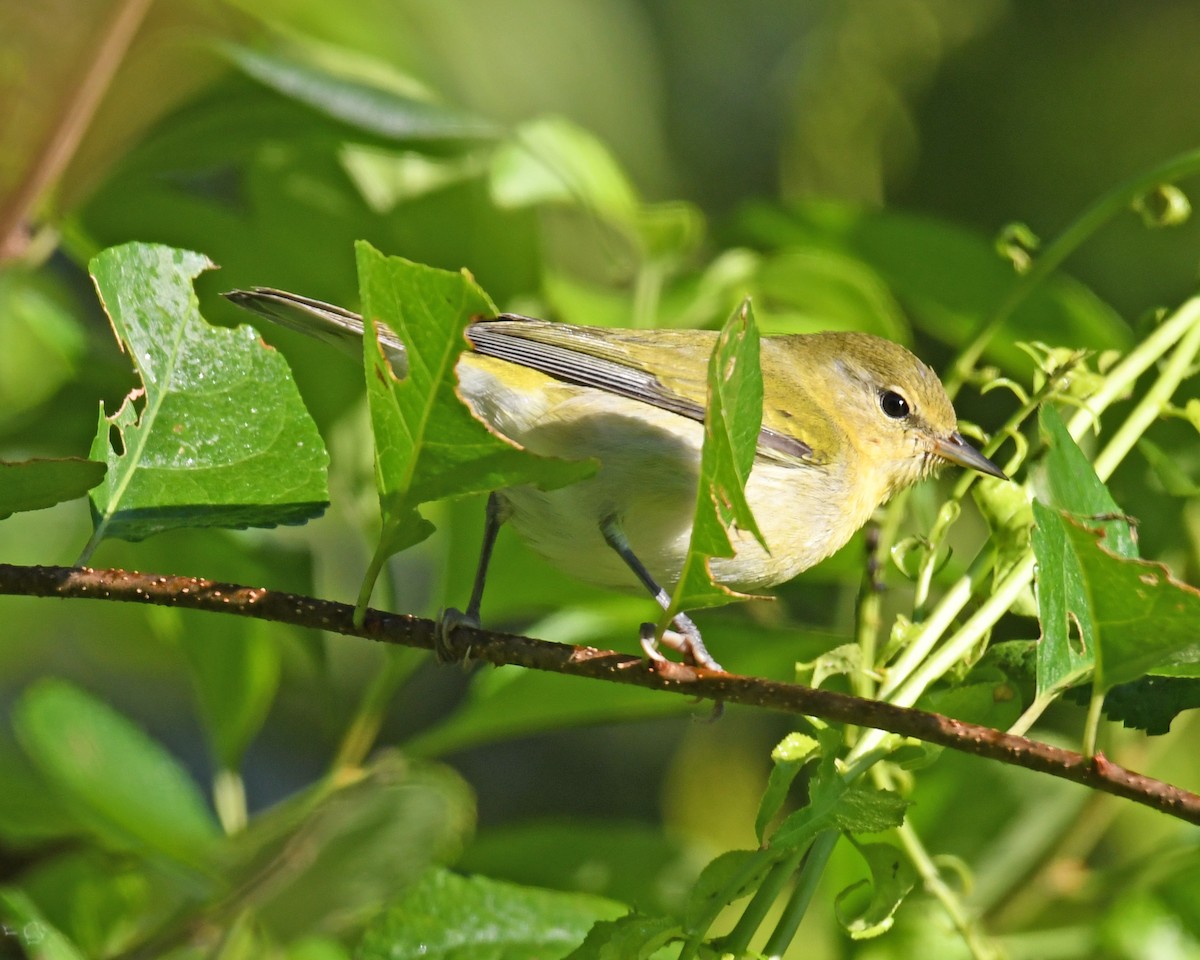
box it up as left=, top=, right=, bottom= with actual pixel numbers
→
left=879, top=390, right=910, bottom=419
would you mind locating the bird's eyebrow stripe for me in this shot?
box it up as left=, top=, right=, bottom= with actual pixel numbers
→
left=466, top=323, right=814, bottom=463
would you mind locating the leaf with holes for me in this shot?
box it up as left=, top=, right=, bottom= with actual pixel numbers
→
left=84, top=243, right=328, bottom=556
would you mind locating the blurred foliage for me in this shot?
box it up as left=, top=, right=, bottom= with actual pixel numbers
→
left=4, top=2, right=1200, bottom=958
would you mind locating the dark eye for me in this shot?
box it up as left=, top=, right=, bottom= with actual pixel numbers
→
left=879, top=390, right=910, bottom=419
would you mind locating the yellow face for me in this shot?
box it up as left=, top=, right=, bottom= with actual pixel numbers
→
left=768, top=332, right=1003, bottom=501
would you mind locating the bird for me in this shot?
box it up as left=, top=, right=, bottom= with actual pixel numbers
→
left=225, top=287, right=1006, bottom=672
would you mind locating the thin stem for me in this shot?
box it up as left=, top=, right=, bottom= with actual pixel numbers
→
left=894, top=821, right=1000, bottom=960
left=946, top=147, right=1200, bottom=395
left=331, top=647, right=426, bottom=774
left=1081, top=688, right=1106, bottom=759
left=761, top=831, right=838, bottom=958
left=718, top=848, right=808, bottom=957
left=1091, top=310, right=1200, bottom=481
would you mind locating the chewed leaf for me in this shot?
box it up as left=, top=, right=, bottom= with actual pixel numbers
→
left=84, top=243, right=329, bottom=556
left=1035, top=503, right=1200, bottom=692
left=1033, top=407, right=1139, bottom=698
left=663, top=299, right=766, bottom=617
left=354, top=243, right=594, bottom=611
left=835, top=842, right=917, bottom=940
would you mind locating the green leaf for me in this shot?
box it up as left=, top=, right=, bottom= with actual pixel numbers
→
left=564, top=914, right=681, bottom=960
left=755, top=733, right=821, bottom=843
left=753, top=248, right=911, bottom=341
left=16, top=849, right=165, bottom=958
left=0, top=458, right=106, bottom=520
left=1040, top=406, right=1137, bottom=558
left=458, top=820, right=698, bottom=916
left=663, top=300, right=765, bottom=618
left=229, top=753, right=474, bottom=938
left=0, top=268, right=86, bottom=427
left=354, top=242, right=593, bottom=605
left=0, top=888, right=87, bottom=960
left=490, top=116, right=640, bottom=221
left=1032, top=406, right=1139, bottom=697
left=222, top=44, right=499, bottom=142
left=682, top=849, right=775, bottom=936
left=1031, top=501, right=1096, bottom=696
left=1059, top=517, right=1200, bottom=689
left=11, top=679, right=219, bottom=873
left=830, top=785, right=909, bottom=835
left=1084, top=675, right=1200, bottom=735
left=834, top=842, right=917, bottom=940
left=84, top=242, right=329, bottom=552
left=358, top=868, right=625, bottom=959
left=0, top=742, right=79, bottom=847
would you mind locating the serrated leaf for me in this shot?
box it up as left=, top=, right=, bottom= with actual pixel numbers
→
left=222, top=44, right=499, bottom=142
left=1032, top=501, right=1095, bottom=696
left=834, top=842, right=916, bottom=940
left=1032, top=407, right=1139, bottom=697
left=1080, top=675, right=1200, bottom=735
left=0, top=458, right=106, bottom=520
left=1057, top=517, right=1200, bottom=689
left=662, top=300, right=765, bottom=619
left=359, top=867, right=624, bottom=960
left=354, top=242, right=594, bottom=605
left=84, top=243, right=329, bottom=553
left=830, top=785, right=909, bottom=835
left=11, top=679, right=219, bottom=873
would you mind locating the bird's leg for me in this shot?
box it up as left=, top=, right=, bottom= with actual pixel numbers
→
left=437, top=493, right=510, bottom=661
left=599, top=515, right=724, bottom=672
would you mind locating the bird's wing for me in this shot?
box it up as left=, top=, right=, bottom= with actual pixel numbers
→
left=467, top=316, right=817, bottom=465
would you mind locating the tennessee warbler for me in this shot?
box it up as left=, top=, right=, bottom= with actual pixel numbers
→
left=227, top=288, right=1005, bottom=671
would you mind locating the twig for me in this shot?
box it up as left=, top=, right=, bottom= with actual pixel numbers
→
left=0, top=0, right=154, bottom=260
left=2, top=562, right=1198, bottom=825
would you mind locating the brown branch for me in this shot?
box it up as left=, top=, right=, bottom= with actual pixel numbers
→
left=3, top=562, right=1198, bottom=825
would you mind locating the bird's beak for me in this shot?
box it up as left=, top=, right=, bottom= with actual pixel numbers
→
left=933, top=432, right=1008, bottom=480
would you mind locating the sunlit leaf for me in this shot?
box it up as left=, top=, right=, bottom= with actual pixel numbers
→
left=490, top=116, right=640, bottom=221
left=359, top=867, right=624, bottom=960
left=84, top=242, right=329, bottom=554
left=354, top=242, right=593, bottom=606
left=222, top=44, right=500, bottom=142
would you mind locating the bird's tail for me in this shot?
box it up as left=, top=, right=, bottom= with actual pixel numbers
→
left=223, top=287, right=407, bottom=375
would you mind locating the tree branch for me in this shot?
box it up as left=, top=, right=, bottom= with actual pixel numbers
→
left=3, top=562, right=1198, bottom=825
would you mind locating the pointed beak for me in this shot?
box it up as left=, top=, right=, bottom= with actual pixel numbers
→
left=933, top=432, right=1008, bottom=480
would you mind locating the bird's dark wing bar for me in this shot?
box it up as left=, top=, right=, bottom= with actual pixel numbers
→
left=466, top=322, right=814, bottom=464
